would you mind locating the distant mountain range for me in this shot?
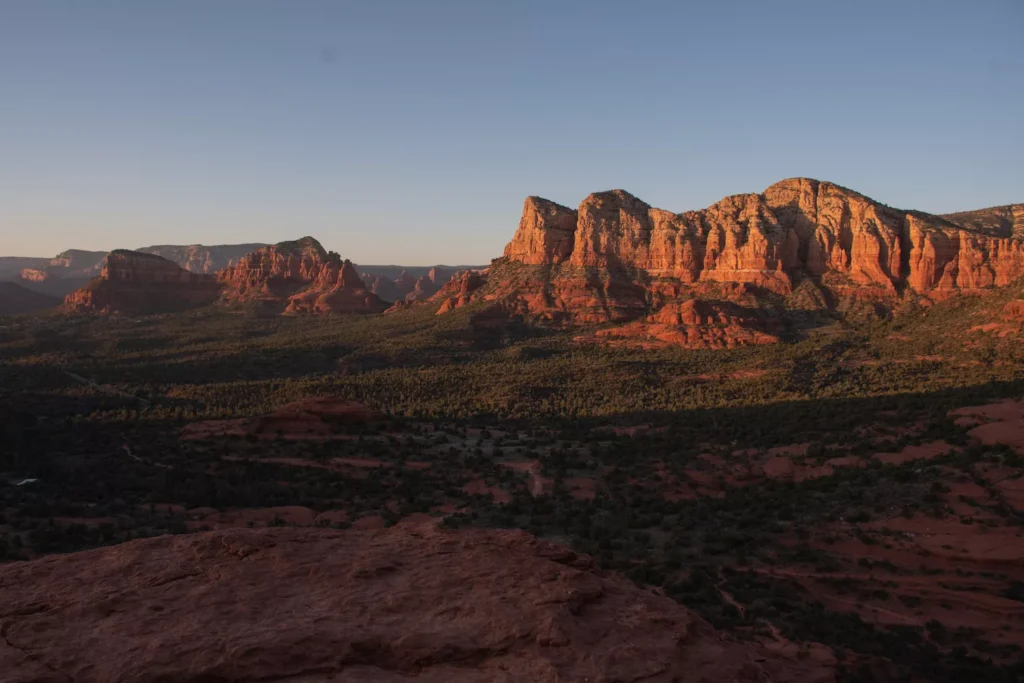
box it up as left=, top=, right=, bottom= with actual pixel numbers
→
left=0, top=242, right=480, bottom=305
left=0, top=282, right=61, bottom=316
left=5, top=179, right=1022, bottom=330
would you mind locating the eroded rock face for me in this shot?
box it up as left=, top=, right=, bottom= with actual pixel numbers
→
left=362, top=273, right=406, bottom=302
left=593, top=299, right=782, bottom=350
left=362, top=267, right=454, bottom=303
left=218, top=238, right=387, bottom=314
left=941, top=204, right=1024, bottom=239
left=62, top=250, right=220, bottom=314
left=438, top=179, right=1024, bottom=347
left=0, top=523, right=833, bottom=683
left=435, top=270, right=487, bottom=314
left=500, top=179, right=1024, bottom=298
left=44, top=249, right=109, bottom=277
left=288, top=265, right=389, bottom=314
left=503, top=196, right=579, bottom=265
left=138, top=243, right=267, bottom=274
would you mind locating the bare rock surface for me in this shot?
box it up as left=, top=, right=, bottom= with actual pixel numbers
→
left=62, top=250, right=220, bottom=314
left=218, top=237, right=387, bottom=314
left=0, top=523, right=833, bottom=682
left=440, top=179, right=1024, bottom=347
left=138, top=243, right=267, bottom=274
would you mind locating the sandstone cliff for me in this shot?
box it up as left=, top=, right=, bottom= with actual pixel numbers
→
left=218, top=237, right=388, bottom=314
left=362, top=267, right=454, bottom=303
left=138, top=242, right=267, bottom=274
left=443, top=179, right=1024, bottom=348
left=63, top=250, right=220, bottom=314
left=0, top=523, right=833, bottom=682
left=10, top=249, right=109, bottom=298
left=0, top=256, right=48, bottom=282
left=44, top=249, right=109, bottom=277
left=9, top=244, right=263, bottom=299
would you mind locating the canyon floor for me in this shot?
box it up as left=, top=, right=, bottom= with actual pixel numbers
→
left=2, top=286, right=1024, bottom=682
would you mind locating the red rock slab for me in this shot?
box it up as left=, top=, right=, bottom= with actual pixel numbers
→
left=949, top=400, right=1024, bottom=423
left=969, top=421, right=1024, bottom=454
left=872, top=441, right=952, bottom=465
left=0, top=524, right=833, bottom=682
left=994, top=475, right=1024, bottom=512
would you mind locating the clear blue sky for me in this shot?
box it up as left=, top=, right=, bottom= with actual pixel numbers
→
left=1, top=1, right=1021, bottom=263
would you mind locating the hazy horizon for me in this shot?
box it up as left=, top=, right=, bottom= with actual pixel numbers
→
left=2, top=1, right=1022, bottom=263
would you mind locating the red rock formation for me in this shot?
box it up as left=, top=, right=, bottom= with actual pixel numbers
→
left=10, top=246, right=264, bottom=298
left=439, top=179, right=1024, bottom=347
left=16, top=268, right=48, bottom=283
left=62, top=250, right=220, bottom=314
left=1000, top=300, right=1024, bottom=321
left=503, top=196, right=578, bottom=265
left=137, top=243, right=267, bottom=273
left=0, top=256, right=47, bottom=282
left=0, top=523, right=834, bottom=682
left=942, top=203, right=1024, bottom=239
left=364, top=267, right=455, bottom=304
left=407, top=267, right=453, bottom=302
left=44, top=249, right=108, bottom=277
left=218, top=237, right=387, bottom=314
left=594, top=299, right=782, bottom=349
left=435, top=270, right=487, bottom=314
left=362, top=272, right=405, bottom=302
left=12, top=249, right=109, bottom=298
left=285, top=260, right=389, bottom=315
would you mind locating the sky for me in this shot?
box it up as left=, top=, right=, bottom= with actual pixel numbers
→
left=1, top=1, right=1022, bottom=264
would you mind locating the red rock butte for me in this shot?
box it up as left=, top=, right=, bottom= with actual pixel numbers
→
left=63, top=250, right=221, bottom=314
left=63, top=238, right=389, bottom=315
left=216, top=237, right=389, bottom=314
left=0, top=523, right=833, bottom=682
left=434, top=178, right=1024, bottom=348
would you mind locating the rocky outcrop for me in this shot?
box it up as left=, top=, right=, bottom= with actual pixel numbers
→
left=503, top=196, right=579, bottom=265
left=9, top=250, right=109, bottom=298
left=62, top=250, right=220, bottom=314
left=438, top=179, right=1024, bottom=347
left=285, top=260, right=390, bottom=315
left=0, top=257, right=47, bottom=282
left=362, top=273, right=406, bottom=302
left=594, top=299, right=782, bottom=349
left=218, top=237, right=387, bottom=314
left=138, top=243, right=267, bottom=274
left=435, top=270, right=487, bottom=314
left=0, top=523, right=833, bottom=682
left=44, top=249, right=109, bottom=277
left=501, top=179, right=1024, bottom=298
left=0, top=282, right=60, bottom=315
left=407, top=267, right=453, bottom=301
left=942, top=204, right=1024, bottom=239
left=8, top=244, right=265, bottom=299
left=363, top=267, right=454, bottom=303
